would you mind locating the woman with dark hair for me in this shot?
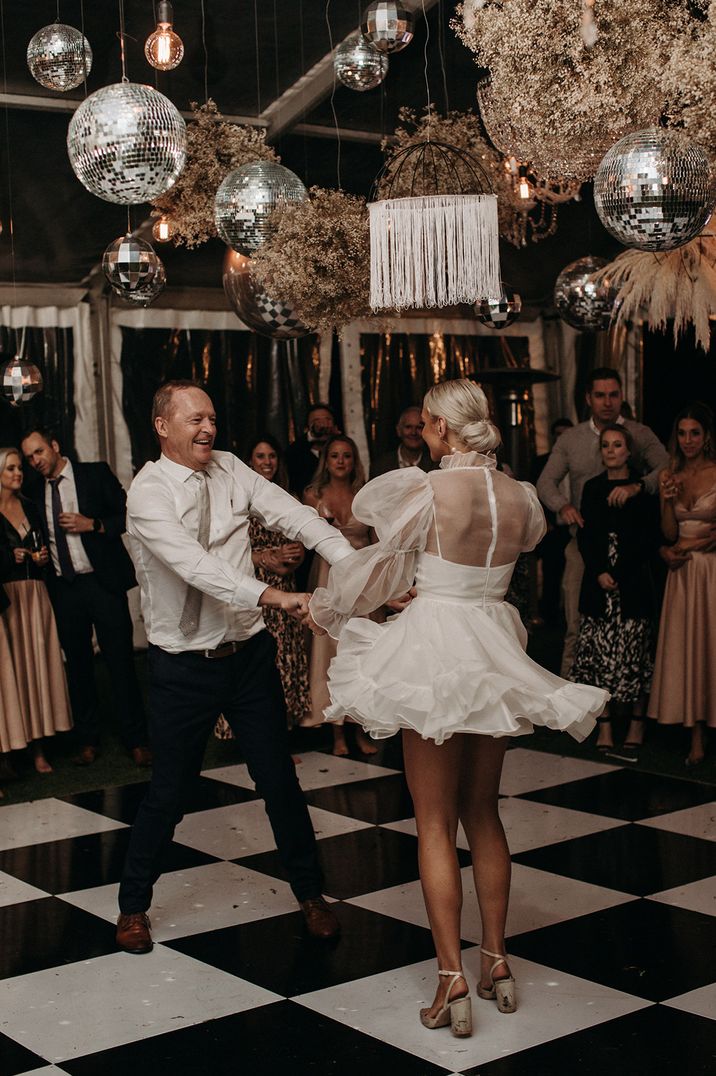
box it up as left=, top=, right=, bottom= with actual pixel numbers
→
left=570, top=425, right=660, bottom=755
left=302, top=435, right=377, bottom=755
left=648, top=403, right=716, bottom=765
left=215, top=435, right=309, bottom=733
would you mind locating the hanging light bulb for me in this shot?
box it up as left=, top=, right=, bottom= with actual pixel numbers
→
left=152, top=215, right=174, bottom=242
left=145, top=2, right=184, bottom=71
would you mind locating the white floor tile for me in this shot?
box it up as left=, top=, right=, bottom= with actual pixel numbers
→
left=0, top=871, right=49, bottom=907
left=664, top=982, right=716, bottom=1022
left=202, top=751, right=399, bottom=792
left=0, top=946, right=280, bottom=1064
left=349, top=864, right=634, bottom=942
left=647, top=879, right=716, bottom=919
left=637, top=801, right=716, bottom=842
left=295, top=947, right=651, bottom=1070
left=15, top=1068, right=70, bottom=1075
left=500, top=748, right=619, bottom=796
left=381, top=817, right=470, bottom=849
left=61, top=860, right=299, bottom=940
left=173, top=800, right=370, bottom=860
left=0, top=800, right=126, bottom=851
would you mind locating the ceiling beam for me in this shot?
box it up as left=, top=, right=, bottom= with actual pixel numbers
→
left=0, top=92, right=267, bottom=128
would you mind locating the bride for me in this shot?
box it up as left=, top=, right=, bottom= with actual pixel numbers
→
left=308, top=379, right=607, bottom=1037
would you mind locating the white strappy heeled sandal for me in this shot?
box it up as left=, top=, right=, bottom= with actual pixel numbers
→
left=419, top=969, right=472, bottom=1037
left=477, top=948, right=517, bottom=1013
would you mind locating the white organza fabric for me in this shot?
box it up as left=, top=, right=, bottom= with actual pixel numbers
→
left=309, top=452, right=608, bottom=743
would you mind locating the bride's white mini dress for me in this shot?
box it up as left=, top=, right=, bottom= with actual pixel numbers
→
left=309, top=452, right=607, bottom=744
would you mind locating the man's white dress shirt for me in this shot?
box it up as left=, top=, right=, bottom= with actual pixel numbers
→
left=126, top=451, right=353, bottom=654
left=44, top=458, right=94, bottom=576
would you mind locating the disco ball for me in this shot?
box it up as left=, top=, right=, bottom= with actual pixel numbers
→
left=334, top=34, right=388, bottom=91
left=214, top=162, right=307, bottom=255
left=67, top=82, right=186, bottom=205
left=593, top=128, right=716, bottom=251
left=102, top=235, right=163, bottom=294
left=475, top=285, right=522, bottom=329
left=27, top=22, right=92, bottom=92
left=1, top=356, right=43, bottom=407
left=554, top=256, right=617, bottom=331
left=361, top=2, right=414, bottom=53
left=113, top=260, right=166, bottom=306
left=223, top=250, right=311, bottom=340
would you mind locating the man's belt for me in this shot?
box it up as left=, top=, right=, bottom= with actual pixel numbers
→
left=191, top=639, right=249, bottom=660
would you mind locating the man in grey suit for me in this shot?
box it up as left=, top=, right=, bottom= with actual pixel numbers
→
left=371, top=406, right=438, bottom=477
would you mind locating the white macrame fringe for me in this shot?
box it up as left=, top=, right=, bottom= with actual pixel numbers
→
left=368, top=194, right=501, bottom=311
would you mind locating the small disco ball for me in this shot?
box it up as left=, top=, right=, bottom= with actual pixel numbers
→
left=27, top=22, right=92, bottom=92
left=223, top=250, right=311, bottom=340
left=593, top=128, right=716, bottom=251
left=214, top=162, right=307, bottom=255
left=361, top=1, right=414, bottom=53
left=1, top=356, right=43, bottom=407
left=334, top=34, right=388, bottom=91
left=67, top=82, right=186, bottom=205
left=554, top=256, right=617, bottom=331
left=113, top=260, right=166, bottom=306
left=102, top=235, right=162, bottom=294
left=475, top=285, right=522, bottom=329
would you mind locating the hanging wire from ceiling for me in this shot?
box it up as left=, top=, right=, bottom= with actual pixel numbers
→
left=272, top=0, right=282, bottom=148
left=421, top=0, right=432, bottom=138
left=437, top=0, right=449, bottom=113
left=117, top=0, right=129, bottom=82
left=200, top=0, right=209, bottom=104
left=80, top=0, right=89, bottom=97
left=325, top=0, right=342, bottom=190
left=253, top=0, right=262, bottom=116
left=0, top=0, right=17, bottom=299
left=298, top=0, right=309, bottom=183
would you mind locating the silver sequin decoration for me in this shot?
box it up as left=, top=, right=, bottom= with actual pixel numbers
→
left=594, top=128, right=716, bottom=251
left=113, top=260, right=166, bottom=306
left=27, top=22, right=92, bottom=92
left=214, top=162, right=307, bottom=255
left=475, top=285, right=522, bottom=328
left=1, top=357, right=43, bottom=406
left=361, top=1, right=414, bottom=53
left=223, top=251, right=311, bottom=340
left=554, top=256, right=617, bottom=331
left=335, top=34, right=388, bottom=91
left=102, top=235, right=163, bottom=294
left=67, top=83, right=186, bottom=205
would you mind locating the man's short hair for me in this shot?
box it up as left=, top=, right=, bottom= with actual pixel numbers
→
left=306, top=402, right=337, bottom=423
left=586, top=367, right=622, bottom=393
left=20, top=425, right=58, bottom=448
left=151, top=380, right=201, bottom=426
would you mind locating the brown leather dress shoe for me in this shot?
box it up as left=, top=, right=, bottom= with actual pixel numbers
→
left=73, top=745, right=97, bottom=766
left=299, top=898, right=340, bottom=940
left=116, top=912, right=153, bottom=954
left=131, top=746, right=153, bottom=767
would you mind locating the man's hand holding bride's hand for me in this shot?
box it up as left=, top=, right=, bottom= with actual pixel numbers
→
left=259, top=587, right=312, bottom=623
left=386, top=586, right=417, bottom=613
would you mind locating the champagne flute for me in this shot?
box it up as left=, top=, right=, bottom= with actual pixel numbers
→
left=30, top=530, right=45, bottom=564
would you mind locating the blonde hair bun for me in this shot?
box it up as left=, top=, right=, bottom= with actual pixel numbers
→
left=423, top=379, right=502, bottom=454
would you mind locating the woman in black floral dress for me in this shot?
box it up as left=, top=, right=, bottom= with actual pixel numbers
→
left=215, top=436, right=310, bottom=735
left=571, top=425, right=660, bottom=755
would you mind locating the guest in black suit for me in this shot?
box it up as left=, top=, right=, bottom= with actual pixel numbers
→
left=285, top=403, right=340, bottom=496
left=20, top=428, right=151, bottom=767
left=371, top=406, right=438, bottom=477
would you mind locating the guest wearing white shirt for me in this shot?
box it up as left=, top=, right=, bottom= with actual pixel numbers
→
left=116, top=381, right=353, bottom=954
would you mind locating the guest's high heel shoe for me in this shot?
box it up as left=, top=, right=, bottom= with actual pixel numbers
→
left=477, top=948, right=517, bottom=1014
left=419, top=970, right=472, bottom=1037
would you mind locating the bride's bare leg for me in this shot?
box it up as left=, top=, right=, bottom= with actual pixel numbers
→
left=402, top=730, right=467, bottom=1017
left=457, top=735, right=512, bottom=990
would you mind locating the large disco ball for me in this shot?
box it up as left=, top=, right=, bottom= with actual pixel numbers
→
left=335, top=34, right=388, bottom=91
left=475, top=285, right=522, bottom=329
left=27, top=22, right=92, bottom=91
left=67, top=83, right=186, bottom=205
left=214, top=162, right=307, bottom=255
left=102, top=235, right=162, bottom=294
left=554, top=256, right=617, bottom=331
left=1, top=356, right=43, bottom=406
left=223, top=250, right=311, bottom=340
left=594, top=128, right=716, bottom=251
left=361, top=2, right=414, bottom=53
left=113, top=260, right=166, bottom=306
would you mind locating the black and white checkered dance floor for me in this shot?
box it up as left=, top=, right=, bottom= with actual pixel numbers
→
left=0, top=744, right=714, bottom=1075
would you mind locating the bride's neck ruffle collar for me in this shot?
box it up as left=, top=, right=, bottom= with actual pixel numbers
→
left=439, top=450, right=497, bottom=470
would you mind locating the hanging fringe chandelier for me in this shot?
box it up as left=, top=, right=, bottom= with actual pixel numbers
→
left=368, top=140, right=501, bottom=311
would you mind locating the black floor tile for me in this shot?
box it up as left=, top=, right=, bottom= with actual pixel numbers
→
left=468, top=1004, right=716, bottom=1076
left=514, top=823, right=716, bottom=894
left=521, top=768, right=716, bottom=821
left=167, top=902, right=442, bottom=996
left=60, top=1000, right=449, bottom=1076
left=61, top=775, right=257, bottom=825
left=0, top=897, right=117, bottom=980
left=509, top=899, right=716, bottom=1002
left=0, top=1031, right=47, bottom=1076
left=0, top=830, right=217, bottom=894
left=304, top=773, right=414, bottom=824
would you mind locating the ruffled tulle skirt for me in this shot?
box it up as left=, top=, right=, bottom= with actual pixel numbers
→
left=324, top=595, right=607, bottom=744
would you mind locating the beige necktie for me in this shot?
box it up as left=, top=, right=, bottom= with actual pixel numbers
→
left=179, top=470, right=211, bottom=637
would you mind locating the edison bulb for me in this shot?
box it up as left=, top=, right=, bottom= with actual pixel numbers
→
left=145, top=1, right=184, bottom=71
left=152, top=216, right=173, bottom=242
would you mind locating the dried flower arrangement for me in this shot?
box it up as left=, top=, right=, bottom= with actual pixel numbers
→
left=250, top=187, right=372, bottom=334
left=662, top=1, right=716, bottom=158
left=594, top=235, right=716, bottom=352
left=151, top=99, right=277, bottom=248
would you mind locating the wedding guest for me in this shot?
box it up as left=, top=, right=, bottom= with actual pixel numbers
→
left=371, top=405, right=437, bottom=477
left=648, top=403, right=716, bottom=765
left=0, top=447, right=72, bottom=773
left=285, top=403, right=340, bottom=497
left=571, top=426, right=659, bottom=756
left=302, top=435, right=378, bottom=755
left=537, top=368, right=668, bottom=676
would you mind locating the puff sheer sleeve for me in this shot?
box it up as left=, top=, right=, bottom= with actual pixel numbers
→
left=309, top=468, right=434, bottom=639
